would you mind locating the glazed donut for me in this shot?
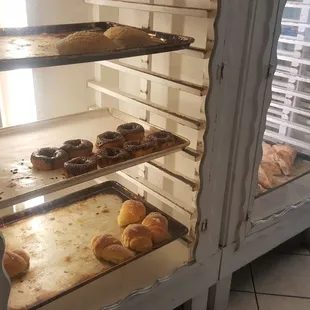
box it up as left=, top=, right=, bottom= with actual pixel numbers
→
left=123, top=140, right=154, bottom=158
left=117, top=122, right=145, bottom=141
left=64, top=157, right=97, bottom=178
left=96, top=148, right=130, bottom=168
left=96, top=131, right=125, bottom=150
left=31, top=147, right=69, bottom=171
left=61, top=139, right=93, bottom=159
left=147, top=131, right=175, bottom=150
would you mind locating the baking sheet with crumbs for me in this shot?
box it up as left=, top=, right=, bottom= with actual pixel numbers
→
left=257, top=158, right=310, bottom=197
left=4, top=193, right=121, bottom=310
left=1, top=182, right=188, bottom=310
left=0, top=21, right=194, bottom=70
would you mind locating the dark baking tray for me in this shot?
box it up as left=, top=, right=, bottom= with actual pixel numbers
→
left=0, top=22, right=195, bottom=71
left=1, top=181, right=188, bottom=310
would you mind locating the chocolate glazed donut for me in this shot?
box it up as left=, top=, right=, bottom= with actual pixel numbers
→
left=64, top=157, right=97, bottom=178
left=61, top=139, right=93, bottom=159
left=96, top=131, right=125, bottom=150
left=96, top=148, right=130, bottom=168
left=146, top=131, right=175, bottom=150
left=31, top=147, right=69, bottom=171
left=123, top=140, right=154, bottom=158
left=117, top=122, right=145, bottom=141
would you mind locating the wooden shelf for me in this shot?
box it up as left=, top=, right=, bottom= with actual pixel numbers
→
left=0, top=108, right=189, bottom=209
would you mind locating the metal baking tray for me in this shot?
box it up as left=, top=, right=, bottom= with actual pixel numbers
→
left=0, top=22, right=195, bottom=71
left=256, top=148, right=310, bottom=199
left=1, top=181, right=188, bottom=310
left=0, top=108, right=190, bottom=210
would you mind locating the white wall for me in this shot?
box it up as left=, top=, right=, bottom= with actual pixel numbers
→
left=25, top=0, right=96, bottom=120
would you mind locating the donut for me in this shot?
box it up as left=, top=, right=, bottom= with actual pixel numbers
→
left=61, top=139, right=93, bottom=159
left=123, top=140, right=155, bottom=158
left=96, top=148, right=130, bottom=168
left=31, top=147, right=69, bottom=171
left=64, top=157, right=97, bottom=178
left=147, top=131, right=175, bottom=150
left=96, top=131, right=125, bottom=150
left=117, top=122, right=145, bottom=141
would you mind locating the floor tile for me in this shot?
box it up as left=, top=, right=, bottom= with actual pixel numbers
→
left=231, top=265, right=254, bottom=292
left=274, top=234, right=310, bottom=255
left=227, top=292, right=258, bottom=310
left=252, top=253, right=310, bottom=298
left=257, top=294, right=310, bottom=310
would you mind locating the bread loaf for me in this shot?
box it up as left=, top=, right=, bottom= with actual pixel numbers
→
left=117, top=200, right=146, bottom=227
left=56, top=31, right=118, bottom=55
left=91, top=234, right=134, bottom=264
left=258, top=165, right=273, bottom=189
left=122, top=224, right=153, bottom=252
left=104, top=26, right=153, bottom=48
left=142, top=212, right=169, bottom=243
left=4, top=249, right=30, bottom=278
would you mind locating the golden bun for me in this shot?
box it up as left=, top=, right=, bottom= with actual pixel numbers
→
left=104, top=26, right=153, bottom=48
left=56, top=31, right=118, bottom=55
left=142, top=212, right=169, bottom=243
left=117, top=200, right=146, bottom=227
left=91, top=234, right=134, bottom=264
left=4, top=249, right=30, bottom=278
left=122, top=224, right=153, bottom=253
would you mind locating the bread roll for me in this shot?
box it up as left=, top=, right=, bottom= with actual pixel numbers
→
left=117, top=200, right=146, bottom=227
left=258, top=165, right=273, bottom=189
left=91, top=234, right=134, bottom=264
left=273, top=144, right=297, bottom=164
left=262, top=142, right=275, bottom=157
left=56, top=31, right=118, bottom=55
left=271, top=151, right=292, bottom=176
left=142, top=212, right=169, bottom=243
left=122, top=224, right=153, bottom=253
left=104, top=26, right=153, bottom=48
left=4, top=249, right=30, bottom=278
left=260, top=158, right=282, bottom=176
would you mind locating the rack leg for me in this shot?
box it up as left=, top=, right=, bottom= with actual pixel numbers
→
left=183, top=290, right=208, bottom=310
left=207, top=275, right=232, bottom=310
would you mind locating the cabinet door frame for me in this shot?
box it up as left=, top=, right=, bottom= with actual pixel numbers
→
left=220, top=0, right=285, bottom=247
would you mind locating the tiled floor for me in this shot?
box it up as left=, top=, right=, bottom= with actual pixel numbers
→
left=228, top=233, right=310, bottom=310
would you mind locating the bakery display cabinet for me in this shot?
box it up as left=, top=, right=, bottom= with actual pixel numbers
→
left=212, top=1, right=310, bottom=309
left=0, top=1, right=249, bottom=309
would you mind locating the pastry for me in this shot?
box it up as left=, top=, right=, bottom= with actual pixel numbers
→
left=273, top=144, right=297, bottom=164
left=61, top=139, right=93, bottom=159
left=117, top=122, right=145, bottom=141
left=91, top=234, right=134, bottom=264
left=96, top=148, right=130, bottom=168
left=4, top=249, right=30, bottom=278
left=104, top=26, right=153, bottom=48
left=96, top=131, right=125, bottom=150
left=258, top=165, right=273, bottom=189
left=56, top=31, right=118, bottom=55
left=31, top=147, right=69, bottom=171
left=262, top=142, right=275, bottom=157
left=123, top=140, right=155, bottom=158
left=257, top=184, right=266, bottom=193
left=271, top=150, right=292, bottom=176
left=122, top=224, right=153, bottom=252
left=117, top=200, right=146, bottom=227
left=142, top=212, right=169, bottom=243
left=147, top=130, right=175, bottom=150
left=260, top=158, right=282, bottom=176
left=64, top=156, right=97, bottom=178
